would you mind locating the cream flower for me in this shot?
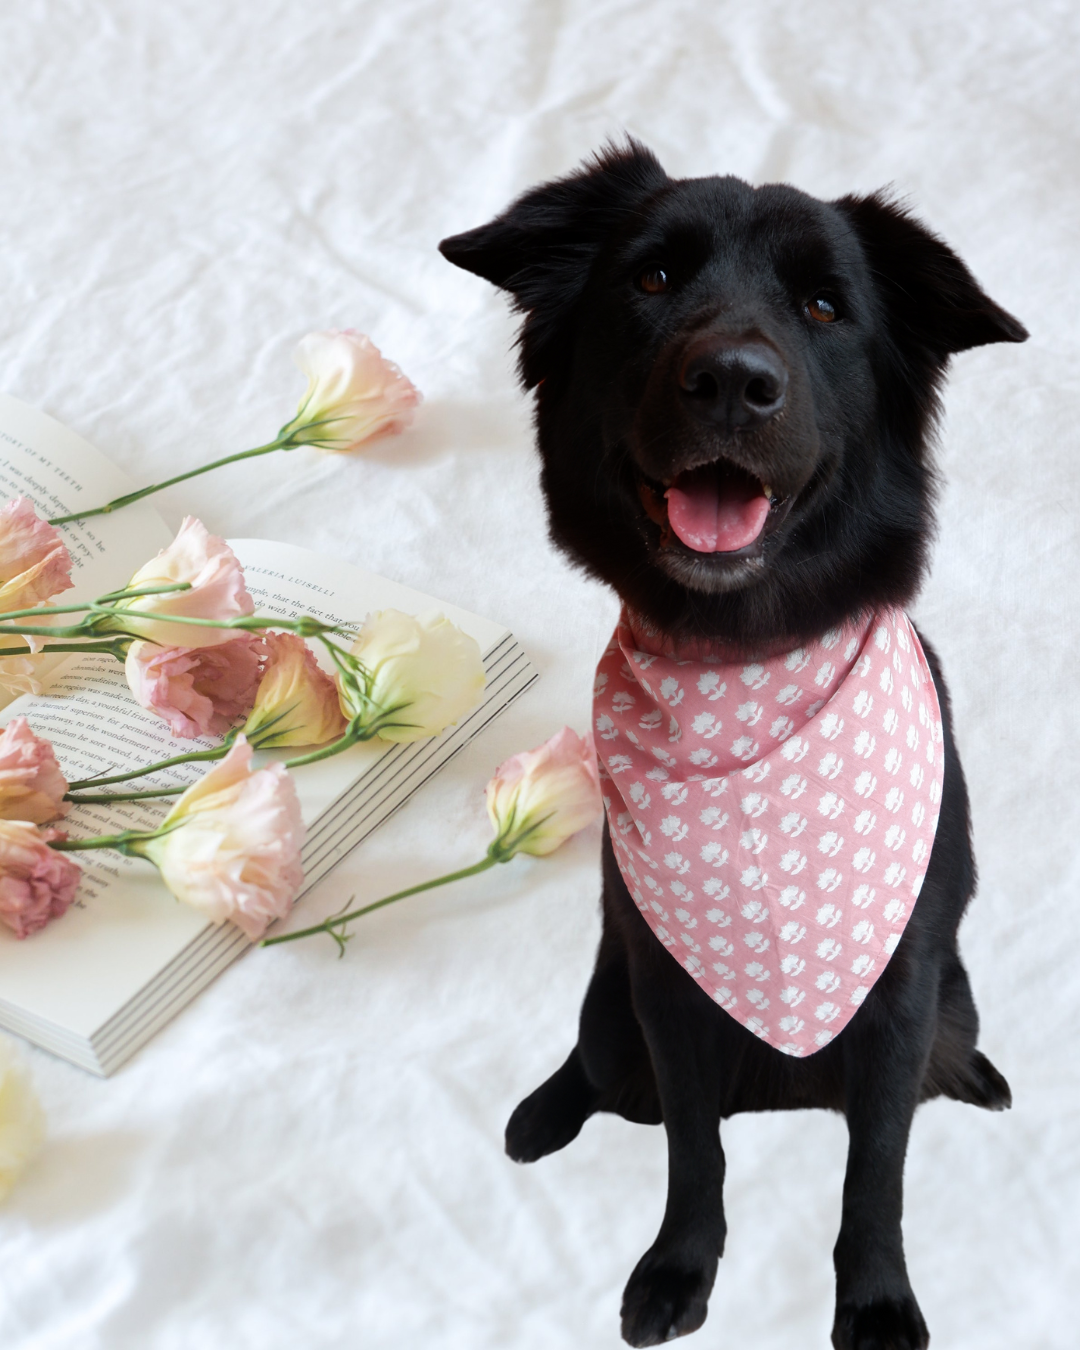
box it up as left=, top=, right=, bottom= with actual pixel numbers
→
left=0, top=821, right=81, bottom=938
left=0, top=498, right=74, bottom=678
left=0, top=717, right=69, bottom=823
left=340, top=609, right=485, bottom=742
left=133, top=737, right=305, bottom=940
left=98, top=517, right=254, bottom=649
left=0, top=497, right=73, bottom=615
left=242, top=632, right=347, bottom=748
left=486, top=727, right=602, bottom=857
left=125, top=634, right=264, bottom=739
left=0, top=1036, right=45, bottom=1202
left=277, top=330, right=421, bottom=452
left=0, top=656, right=45, bottom=700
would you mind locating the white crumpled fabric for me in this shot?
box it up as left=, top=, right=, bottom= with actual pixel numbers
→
left=0, top=2, right=1076, bottom=1347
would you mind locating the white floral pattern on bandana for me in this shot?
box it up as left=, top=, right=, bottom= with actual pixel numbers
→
left=595, top=607, right=944, bottom=1057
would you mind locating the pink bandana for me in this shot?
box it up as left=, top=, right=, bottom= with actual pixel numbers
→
left=594, top=607, right=944, bottom=1057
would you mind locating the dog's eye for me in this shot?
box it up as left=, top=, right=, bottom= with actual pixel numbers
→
left=806, top=296, right=838, bottom=323
left=638, top=267, right=669, bottom=295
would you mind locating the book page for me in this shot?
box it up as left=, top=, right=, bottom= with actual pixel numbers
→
left=0, top=535, right=513, bottom=1038
left=0, top=394, right=174, bottom=703
left=0, top=654, right=218, bottom=1034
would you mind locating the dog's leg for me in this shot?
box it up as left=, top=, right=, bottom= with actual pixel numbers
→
left=506, top=856, right=658, bottom=1162
left=831, top=968, right=936, bottom=1350
left=503, top=953, right=631, bottom=1163
left=504, top=1043, right=597, bottom=1164
left=619, top=927, right=725, bottom=1348
left=922, top=955, right=1011, bottom=1111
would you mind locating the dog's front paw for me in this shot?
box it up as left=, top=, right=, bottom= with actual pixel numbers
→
left=831, top=1295, right=929, bottom=1350
left=505, top=1052, right=595, bottom=1163
left=620, top=1246, right=718, bottom=1347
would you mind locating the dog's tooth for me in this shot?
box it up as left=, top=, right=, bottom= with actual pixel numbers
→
left=763, top=483, right=774, bottom=500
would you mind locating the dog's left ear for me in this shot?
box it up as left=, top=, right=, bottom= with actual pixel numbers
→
left=440, top=139, right=669, bottom=386
left=834, top=191, right=1028, bottom=357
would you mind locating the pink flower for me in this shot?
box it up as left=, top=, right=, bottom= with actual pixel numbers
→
left=0, top=718, right=69, bottom=823
left=486, top=727, right=603, bottom=857
left=242, top=632, right=347, bottom=748
left=0, top=498, right=73, bottom=615
left=277, top=330, right=421, bottom=451
left=0, top=821, right=81, bottom=939
left=125, top=634, right=264, bottom=740
left=100, top=517, right=254, bottom=649
left=133, top=737, right=305, bottom=940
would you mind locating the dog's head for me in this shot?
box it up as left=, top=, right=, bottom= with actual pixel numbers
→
left=440, top=141, right=1026, bottom=647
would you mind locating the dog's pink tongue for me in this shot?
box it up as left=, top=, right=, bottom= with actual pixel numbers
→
left=665, top=473, right=771, bottom=552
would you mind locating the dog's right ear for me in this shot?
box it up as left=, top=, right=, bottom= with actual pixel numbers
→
left=439, top=139, right=668, bottom=387
left=834, top=191, right=1029, bottom=358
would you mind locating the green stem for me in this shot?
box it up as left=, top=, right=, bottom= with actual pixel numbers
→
left=49, top=834, right=132, bottom=851
left=0, top=640, right=131, bottom=658
left=0, top=602, right=101, bottom=623
left=65, top=786, right=186, bottom=804
left=66, top=742, right=230, bottom=791
left=0, top=581, right=192, bottom=626
left=282, top=725, right=365, bottom=768
left=64, top=730, right=360, bottom=799
left=261, top=854, right=504, bottom=948
left=63, top=720, right=365, bottom=797
left=49, top=828, right=158, bottom=854
left=0, top=620, right=144, bottom=640
left=48, top=441, right=286, bottom=526
left=87, top=608, right=348, bottom=639
left=0, top=607, right=345, bottom=645
left=42, top=641, right=130, bottom=656
left=94, top=581, right=195, bottom=604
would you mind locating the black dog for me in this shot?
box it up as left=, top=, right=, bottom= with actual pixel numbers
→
left=440, top=141, right=1026, bottom=1349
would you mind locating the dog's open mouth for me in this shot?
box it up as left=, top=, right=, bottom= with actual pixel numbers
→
left=637, top=460, right=791, bottom=557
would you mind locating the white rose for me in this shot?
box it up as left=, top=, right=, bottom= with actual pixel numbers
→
left=340, top=609, right=485, bottom=742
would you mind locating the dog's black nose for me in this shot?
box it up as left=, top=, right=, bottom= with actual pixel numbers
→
left=678, top=338, right=788, bottom=430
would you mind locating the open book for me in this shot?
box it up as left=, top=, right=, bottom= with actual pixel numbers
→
left=0, top=395, right=536, bottom=1075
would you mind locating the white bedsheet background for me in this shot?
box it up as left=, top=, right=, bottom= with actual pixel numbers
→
left=0, top=2, right=1077, bottom=1346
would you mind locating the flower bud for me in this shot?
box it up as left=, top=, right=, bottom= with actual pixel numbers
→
left=242, top=632, right=347, bottom=748
left=0, top=717, right=69, bottom=823
left=486, top=727, right=602, bottom=858
left=278, top=330, right=420, bottom=452
left=0, top=1036, right=45, bottom=1202
left=133, top=737, right=305, bottom=941
left=339, top=609, right=485, bottom=742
